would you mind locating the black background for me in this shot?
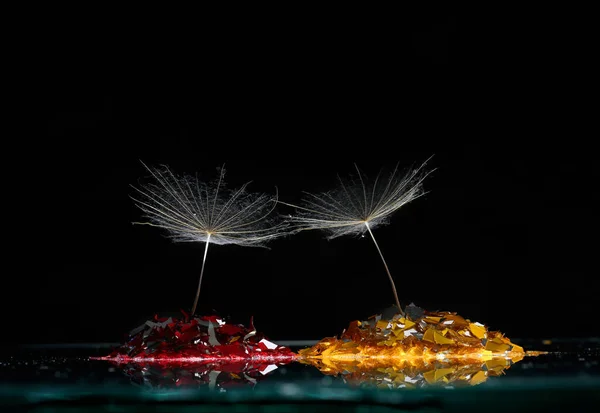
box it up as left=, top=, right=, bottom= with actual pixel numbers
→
left=7, top=11, right=597, bottom=346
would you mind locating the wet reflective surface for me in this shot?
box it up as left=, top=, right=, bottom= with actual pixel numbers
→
left=1, top=338, right=599, bottom=412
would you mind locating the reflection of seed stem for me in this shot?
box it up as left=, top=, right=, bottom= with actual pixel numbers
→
left=191, top=233, right=211, bottom=315
left=364, top=222, right=403, bottom=315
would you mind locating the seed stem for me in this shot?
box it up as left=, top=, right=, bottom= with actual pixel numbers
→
left=364, top=222, right=404, bottom=316
left=191, top=233, right=211, bottom=315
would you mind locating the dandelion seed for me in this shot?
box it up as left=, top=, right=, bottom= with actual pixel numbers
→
left=281, top=159, right=433, bottom=315
left=131, top=162, right=288, bottom=315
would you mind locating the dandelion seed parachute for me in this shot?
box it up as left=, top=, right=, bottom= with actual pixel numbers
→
left=281, top=159, right=434, bottom=314
left=131, top=162, right=288, bottom=246
left=286, top=159, right=432, bottom=239
left=130, top=162, right=289, bottom=314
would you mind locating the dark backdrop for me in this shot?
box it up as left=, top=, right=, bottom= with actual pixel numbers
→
left=7, top=12, right=597, bottom=346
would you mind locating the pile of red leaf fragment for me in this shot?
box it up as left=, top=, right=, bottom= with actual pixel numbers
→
left=95, top=312, right=297, bottom=370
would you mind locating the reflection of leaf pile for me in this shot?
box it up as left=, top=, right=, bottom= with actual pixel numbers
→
left=114, top=360, right=280, bottom=391
left=326, top=358, right=517, bottom=389
left=299, top=303, right=531, bottom=387
left=95, top=313, right=296, bottom=365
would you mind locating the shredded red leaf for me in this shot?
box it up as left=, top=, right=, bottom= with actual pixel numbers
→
left=93, top=312, right=297, bottom=367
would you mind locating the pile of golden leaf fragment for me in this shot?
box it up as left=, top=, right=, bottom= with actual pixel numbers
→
left=299, top=304, right=542, bottom=388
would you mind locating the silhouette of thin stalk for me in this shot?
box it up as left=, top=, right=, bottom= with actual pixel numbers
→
left=364, top=222, right=402, bottom=314
left=191, top=233, right=211, bottom=315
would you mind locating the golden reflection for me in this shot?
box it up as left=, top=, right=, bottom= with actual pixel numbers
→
left=301, top=354, right=522, bottom=388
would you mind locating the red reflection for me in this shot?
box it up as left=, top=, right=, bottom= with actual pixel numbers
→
left=107, top=359, right=289, bottom=390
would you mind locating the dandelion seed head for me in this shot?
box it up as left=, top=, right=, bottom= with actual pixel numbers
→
left=131, top=162, right=288, bottom=247
left=287, top=160, right=433, bottom=239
